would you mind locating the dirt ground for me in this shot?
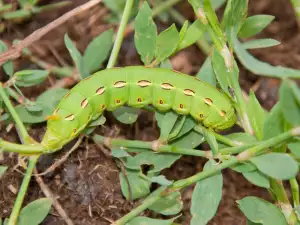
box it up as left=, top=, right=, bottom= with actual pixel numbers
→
left=0, top=0, right=299, bottom=224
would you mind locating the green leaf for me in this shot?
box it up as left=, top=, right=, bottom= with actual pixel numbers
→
left=178, top=20, right=189, bottom=44
left=14, top=70, right=49, bottom=87
left=202, top=127, right=219, bottom=156
left=170, top=129, right=204, bottom=148
left=156, top=111, right=178, bottom=142
left=111, top=148, right=131, bottom=158
left=155, top=24, right=180, bottom=62
left=237, top=196, right=288, bottom=225
left=263, top=103, right=285, bottom=140
left=149, top=191, right=182, bottom=216
left=191, top=160, right=223, bottom=225
left=247, top=219, right=262, bottom=225
left=250, top=153, right=299, bottom=180
left=134, top=1, right=157, bottom=65
left=242, top=38, right=280, bottom=50
left=169, top=116, right=197, bottom=141
left=279, top=80, right=300, bottom=126
left=288, top=141, right=300, bottom=158
left=168, top=116, right=186, bottom=140
left=196, top=57, right=216, bottom=86
left=88, top=115, right=106, bottom=127
left=0, top=41, right=13, bottom=76
left=231, top=162, right=257, bottom=173
left=177, top=19, right=207, bottom=51
left=83, top=29, right=113, bottom=75
left=126, top=216, right=178, bottom=225
left=247, top=91, right=265, bottom=140
left=17, top=198, right=52, bottom=225
left=150, top=175, right=173, bottom=186
left=238, top=15, right=275, bottom=38
left=112, top=106, right=139, bottom=124
left=15, top=88, right=68, bottom=124
left=0, top=166, right=7, bottom=178
left=125, top=151, right=180, bottom=173
left=2, top=9, right=32, bottom=20
left=119, top=169, right=151, bottom=200
left=64, top=33, right=85, bottom=79
left=222, top=0, right=248, bottom=48
left=243, top=171, right=270, bottom=188
left=212, top=48, right=239, bottom=96
left=233, top=37, right=300, bottom=78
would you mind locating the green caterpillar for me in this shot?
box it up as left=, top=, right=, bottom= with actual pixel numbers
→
left=18, top=66, right=237, bottom=154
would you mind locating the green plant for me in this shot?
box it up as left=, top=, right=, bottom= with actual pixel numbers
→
left=1, top=0, right=300, bottom=224
left=0, top=0, right=71, bottom=32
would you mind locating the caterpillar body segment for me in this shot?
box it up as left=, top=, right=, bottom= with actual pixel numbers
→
left=41, top=66, right=237, bottom=153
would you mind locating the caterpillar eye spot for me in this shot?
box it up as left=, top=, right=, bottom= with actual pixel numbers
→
left=200, top=114, right=204, bottom=118
left=96, top=87, right=105, bottom=95
left=179, top=104, right=184, bottom=109
left=183, top=89, right=195, bottom=96
left=101, top=104, right=106, bottom=109
left=161, top=83, right=174, bottom=90
left=220, top=110, right=226, bottom=117
left=81, top=99, right=88, bottom=108
left=116, top=99, right=121, bottom=104
left=53, top=108, right=59, bottom=114
left=137, top=98, right=142, bottom=102
left=114, top=81, right=127, bottom=88
left=204, top=98, right=213, bottom=105
left=137, top=80, right=152, bottom=87
left=65, top=114, right=75, bottom=121
left=159, top=100, right=164, bottom=104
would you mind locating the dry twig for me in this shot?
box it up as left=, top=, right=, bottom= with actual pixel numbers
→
left=0, top=0, right=103, bottom=66
left=33, top=168, right=74, bottom=225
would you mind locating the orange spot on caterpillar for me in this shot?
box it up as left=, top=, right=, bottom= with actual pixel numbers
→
left=137, top=80, right=152, bottom=87
left=183, top=89, right=195, bottom=96
left=179, top=104, right=184, bottom=109
left=161, top=83, right=174, bottom=90
left=72, top=129, right=77, bottom=136
left=114, top=81, right=127, bottom=88
left=63, top=92, right=70, bottom=99
left=116, top=99, right=121, bottom=104
left=81, top=98, right=88, bottom=108
left=204, top=98, right=213, bottom=105
left=96, top=87, right=105, bottom=95
left=65, top=114, right=75, bottom=121
left=45, top=115, right=60, bottom=121
left=159, top=100, right=164, bottom=104
left=137, top=98, right=142, bottom=102
left=220, top=110, right=226, bottom=117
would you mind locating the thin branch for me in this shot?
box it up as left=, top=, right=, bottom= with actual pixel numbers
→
left=0, top=0, right=103, bottom=66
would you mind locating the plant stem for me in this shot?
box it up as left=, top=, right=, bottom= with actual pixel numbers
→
left=114, top=186, right=167, bottom=225
left=167, top=8, right=211, bottom=55
left=237, top=128, right=300, bottom=160
left=92, top=134, right=210, bottom=158
left=7, top=155, right=39, bottom=225
left=172, top=157, right=238, bottom=189
left=152, top=0, right=182, bottom=17
left=107, top=0, right=134, bottom=69
left=0, top=139, right=44, bottom=154
left=290, top=178, right=300, bottom=207
left=0, top=83, right=30, bottom=143
left=194, top=125, right=242, bottom=147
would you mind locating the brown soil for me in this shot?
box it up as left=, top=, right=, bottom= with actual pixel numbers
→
left=0, top=0, right=299, bottom=224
